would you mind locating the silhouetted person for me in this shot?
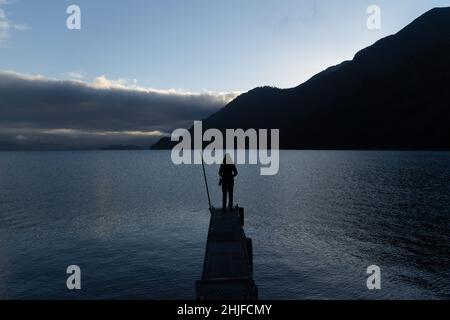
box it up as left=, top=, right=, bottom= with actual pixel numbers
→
left=219, top=154, right=238, bottom=212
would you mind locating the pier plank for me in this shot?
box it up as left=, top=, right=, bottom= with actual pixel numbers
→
left=196, top=207, right=258, bottom=300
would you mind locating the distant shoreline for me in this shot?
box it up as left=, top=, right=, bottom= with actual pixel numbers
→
left=1, top=149, right=450, bottom=152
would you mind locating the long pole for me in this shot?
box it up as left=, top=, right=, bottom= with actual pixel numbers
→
left=201, top=150, right=212, bottom=209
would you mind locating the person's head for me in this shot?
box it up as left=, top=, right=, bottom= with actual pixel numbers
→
left=223, top=153, right=233, bottom=165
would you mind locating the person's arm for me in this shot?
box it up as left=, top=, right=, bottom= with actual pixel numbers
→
left=232, top=165, right=238, bottom=177
left=219, top=164, right=224, bottom=177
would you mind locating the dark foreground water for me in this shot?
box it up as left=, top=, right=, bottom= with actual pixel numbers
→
left=0, top=151, right=449, bottom=299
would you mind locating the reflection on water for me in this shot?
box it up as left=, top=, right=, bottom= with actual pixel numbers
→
left=0, top=151, right=449, bottom=299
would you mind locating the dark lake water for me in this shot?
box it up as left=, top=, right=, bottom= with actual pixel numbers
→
left=0, top=151, right=449, bottom=299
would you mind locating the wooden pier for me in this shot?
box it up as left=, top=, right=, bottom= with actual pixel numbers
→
left=196, top=206, right=258, bottom=300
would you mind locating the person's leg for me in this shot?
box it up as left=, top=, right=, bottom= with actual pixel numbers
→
left=222, top=184, right=227, bottom=211
left=228, top=183, right=234, bottom=210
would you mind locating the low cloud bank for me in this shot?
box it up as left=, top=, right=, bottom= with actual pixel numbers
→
left=0, top=71, right=240, bottom=150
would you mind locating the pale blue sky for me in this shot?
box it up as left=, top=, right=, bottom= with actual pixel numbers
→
left=1, top=0, right=449, bottom=92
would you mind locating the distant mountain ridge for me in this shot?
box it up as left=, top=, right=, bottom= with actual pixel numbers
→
left=152, top=7, right=450, bottom=150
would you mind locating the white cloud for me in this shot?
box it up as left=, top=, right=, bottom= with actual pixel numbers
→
left=89, top=74, right=242, bottom=102
left=0, top=69, right=47, bottom=81
left=67, top=71, right=84, bottom=79
left=90, top=75, right=132, bottom=90
left=0, top=1, right=29, bottom=45
left=0, top=3, right=10, bottom=43
left=41, top=128, right=164, bottom=137
left=13, top=23, right=30, bottom=31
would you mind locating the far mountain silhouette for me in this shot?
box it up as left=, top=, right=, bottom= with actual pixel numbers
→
left=152, top=7, right=450, bottom=150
